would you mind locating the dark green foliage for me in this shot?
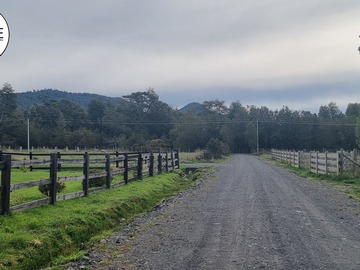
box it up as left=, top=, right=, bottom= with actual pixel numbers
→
left=2, top=85, right=359, bottom=152
left=0, top=83, right=27, bottom=147
left=38, top=182, right=66, bottom=196
left=88, top=169, right=107, bottom=188
left=204, top=138, right=230, bottom=159
left=356, top=117, right=360, bottom=148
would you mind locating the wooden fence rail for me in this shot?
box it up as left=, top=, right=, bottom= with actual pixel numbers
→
left=0, top=150, right=180, bottom=215
left=271, top=149, right=360, bottom=176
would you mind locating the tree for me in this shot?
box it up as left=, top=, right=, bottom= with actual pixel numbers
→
left=122, top=87, right=159, bottom=114
left=356, top=117, right=360, bottom=148
left=318, top=102, right=343, bottom=120
left=244, top=122, right=257, bottom=152
left=170, top=113, right=208, bottom=151
left=123, top=87, right=175, bottom=139
left=0, top=83, right=17, bottom=122
left=0, top=83, right=22, bottom=147
left=204, top=138, right=230, bottom=159
left=88, top=99, right=106, bottom=129
left=203, top=99, right=229, bottom=115
left=56, top=99, right=87, bottom=131
left=346, top=103, right=360, bottom=118
left=29, top=99, right=88, bottom=147
left=225, top=101, right=249, bottom=152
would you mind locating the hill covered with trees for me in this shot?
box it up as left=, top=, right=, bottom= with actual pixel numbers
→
left=17, top=89, right=124, bottom=110
left=2, top=83, right=360, bottom=153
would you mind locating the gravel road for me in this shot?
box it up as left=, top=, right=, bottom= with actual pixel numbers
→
left=69, top=155, right=360, bottom=270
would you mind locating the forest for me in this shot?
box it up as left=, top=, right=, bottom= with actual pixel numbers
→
left=1, top=83, right=360, bottom=153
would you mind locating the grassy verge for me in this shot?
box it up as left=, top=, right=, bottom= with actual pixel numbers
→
left=261, top=154, right=360, bottom=201
left=0, top=168, right=209, bottom=270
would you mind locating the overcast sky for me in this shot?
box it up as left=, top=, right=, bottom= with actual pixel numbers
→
left=1, top=1, right=360, bottom=112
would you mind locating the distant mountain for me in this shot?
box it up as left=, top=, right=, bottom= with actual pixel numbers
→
left=179, top=102, right=208, bottom=115
left=17, top=89, right=124, bottom=110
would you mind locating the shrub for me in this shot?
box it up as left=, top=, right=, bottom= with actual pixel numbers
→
left=38, top=182, right=66, bottom=196
left=88, top=169, right=108, bottom=188
left=205, top=138, right=230, bottom=159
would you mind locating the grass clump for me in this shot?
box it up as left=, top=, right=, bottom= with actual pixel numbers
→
left=0, top=168, right=207, bottom=270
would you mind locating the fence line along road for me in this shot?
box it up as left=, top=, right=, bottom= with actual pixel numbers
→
left=271, top=149, right=360, bottom=176
left=0, top=150, right=180, bottom=215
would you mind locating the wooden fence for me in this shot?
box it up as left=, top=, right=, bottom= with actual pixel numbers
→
left=0, top=150, right=179, bottom=215
left=271, top=149, right=360, bottom=175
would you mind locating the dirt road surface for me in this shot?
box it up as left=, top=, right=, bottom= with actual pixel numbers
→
left=72, top=155, right=360, bottom=269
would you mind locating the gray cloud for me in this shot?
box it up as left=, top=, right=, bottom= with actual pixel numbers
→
left=1, top=0, right=360, bottom=112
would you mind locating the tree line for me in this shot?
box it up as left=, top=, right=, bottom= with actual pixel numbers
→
left=1, top=83, right=360, bottom=153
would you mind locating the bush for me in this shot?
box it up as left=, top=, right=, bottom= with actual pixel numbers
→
left=38, top=182, right=66, bottom=196
left=88, top=169, right=108, bottom=188
left=205, top=138, right=230, bottom=159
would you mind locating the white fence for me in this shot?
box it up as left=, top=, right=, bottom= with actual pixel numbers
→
left=271, top=149, right=360, bottom=175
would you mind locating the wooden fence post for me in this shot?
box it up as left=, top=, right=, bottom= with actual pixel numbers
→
left=339, top=149, right=344, bottom=175
left=29, top=151, right=33, bottom=171
left=290, top=151, right=292, bottom=166
left=106, top=154, right=111, bottom=189
left=315, top=151, right=319, bottom=174
left=49, top=153, right=58, bottom=205
left=1, top=155, right=11, bottom=215
left=165, top=152, right=169, bottom=172
left=83, top=152, right=89, bottom=196
left=137, top=152, right=143, bottom=180
left=325, top=151, right=328, bottom=175
left=351, top=149, right=357, bottom=174
left=124, top=153, right=129, bottom=184
left=57, top=152, right=62, bottom=171
left=115, top=151, right=120, bottom=168
left=158, top=152, right=162, bottom=174
left=171, top=150, right=175, bottom=171
left=149, top=152, right=154, bottom=177
left=175, top=150, right=180, bottom=169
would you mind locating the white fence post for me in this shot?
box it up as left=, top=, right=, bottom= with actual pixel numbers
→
left=325, top=151, right=328, bottom=175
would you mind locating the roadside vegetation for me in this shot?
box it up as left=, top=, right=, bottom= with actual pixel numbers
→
left=261, top=153, right=360, bottom=201
left=0, top=165, right=210, bottom=270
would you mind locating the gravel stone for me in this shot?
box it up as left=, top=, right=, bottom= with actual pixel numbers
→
left=64, top=155, right=360, bottom=269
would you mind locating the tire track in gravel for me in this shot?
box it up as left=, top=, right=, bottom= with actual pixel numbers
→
left=71, top=155, right=360, bottom=270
